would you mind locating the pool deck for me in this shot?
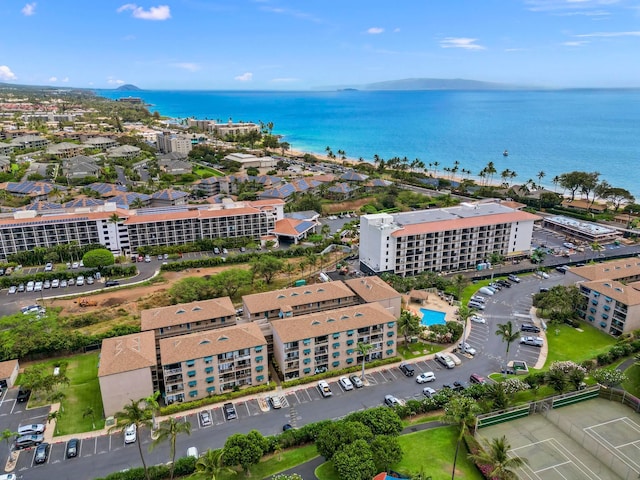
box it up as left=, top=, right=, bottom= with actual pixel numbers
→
left=403, top=292, right=458, bottom=325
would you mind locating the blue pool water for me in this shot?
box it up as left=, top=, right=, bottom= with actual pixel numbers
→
left=420, top=308, right=447, bottom=327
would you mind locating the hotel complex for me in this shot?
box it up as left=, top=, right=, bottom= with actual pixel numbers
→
left=98, top=276, right=402, bottom=415
left=359, top=202, right=540, bottom=276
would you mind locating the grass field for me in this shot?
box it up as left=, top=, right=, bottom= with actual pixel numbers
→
left=315, top=426, right=482, bottom=480
left=398, top=342, right=444, bottom=359
left=622, top=363, right=640, bottom=398
left=193, top=166, right=223, bottom=177
left=20, top=352, right=104, bottom=435
left=544, top=322, right=615, bottom=367
left=189, top=444, right=318, bottom=480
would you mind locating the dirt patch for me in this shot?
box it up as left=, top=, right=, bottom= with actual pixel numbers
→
left=323, top=197, right=373, bottom=215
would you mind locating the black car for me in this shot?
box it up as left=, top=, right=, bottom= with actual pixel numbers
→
left=223, top=402, right=237, bottom=420
left=16, top=389, right=31, bottom=403
left=521, top=323, right=541, bottom=333
left=399, top=362, right=415, bottom=377
left=66, top=438, right=79, bottom=458
left=497, top=280, right=511, bottom=288
left=105, top=280, right=120, bottom=287
left=34, top=442, right=50, bottom=464
left=282, top=423, right=293, bottom=432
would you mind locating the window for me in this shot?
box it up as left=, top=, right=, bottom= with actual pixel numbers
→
left=206, top=377, right=214, bottom=383
left=188, top=380, right=197, bottom=387
left=333, top=332, right=340, bottom=339
left=303, top=368, right=311, bottom=374
left=187, top=370, right=196, bottom=377
left=303, top=339, right=311, bottom=345
left=205, top=367, right=213, bottom=374
left=387, top=322, right=395, bottom=328
left=186, top=360, right=195, bottom=367
left=303, top=358, right=311, bottom=364
left=256, top=356, right=263, bottom=363
left=256, top=375, right=265, bottom=382
left=347, top=330, right=354, bottom=336
left=587, top=315, right=595, bottom=322
left=332, top=342, right=340, bottom=349
left=332, top=361, right=340, bottom=367
left=256, top=365, right=264, bottom=372
left=189, top=390, right=198, bottom=398
left=346, top=358, right=354, bottom=364
left=255, top=345, right=263, bottom=352
left=387, top=340, right=394, bottom=346
left=346, top=339, right=354, bottom=346
left=204, top=356, right=213, bottom=364
left=387, top=331, right=394, bottom=337
left=346, top=349, right=354, bottom=355
left=333, top=352, right=340, bottom=358
left=207, top=386, right=215, bottom=393
left=303, top=348, right=311, bottom=355
left=386, top=349, right=394, bottom=355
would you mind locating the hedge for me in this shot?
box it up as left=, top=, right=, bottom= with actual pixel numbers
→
left=94, top=456, right=196, bottom=480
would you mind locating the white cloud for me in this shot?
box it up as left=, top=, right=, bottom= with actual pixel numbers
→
left=171, top=62, right=200, bottom=72
left=563, top=40, right=589, bottom=46
left=234, top=72, right=253, bottom=82
left=575, top=31, right=640, bottom=37
left=526, top=0, right=620, bottom=12
left=49, top=76, right=57, bottom=82
left=439, top=37, right=485, bottom=50
left=117, top=4, right=171, bottom=21
left=367, top=27, right=384, bottom=35
left=0, top=66, right=17, bottom=81
left=22, top=2, right=36, bottom=16
left=107, top=77, right=125, bottom=85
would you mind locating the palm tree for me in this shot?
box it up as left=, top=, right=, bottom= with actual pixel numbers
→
left=452, top=274, right=470, bottom=301
left=47, top=410, right=62, bottom=435
left=495, top=321, right=520, bottom=375
left=1, top=429, right=17, bottom=454
left=109, top=398, right=154, bottom=480
left=150, top=417, right=192, bottom=480
left=444, top=395, right=481, bottom=480
left=195, top=448, right=237, bottom=480
left=83, top=406, right=96, bottom=429
left=356, top=342, right=374, bottom=380
left=468, top=435, right=527, bottom=480
left=108, top=212, right=121, bottom=255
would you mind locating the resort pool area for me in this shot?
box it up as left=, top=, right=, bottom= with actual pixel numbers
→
left=420, top=308, right=446, bottom=327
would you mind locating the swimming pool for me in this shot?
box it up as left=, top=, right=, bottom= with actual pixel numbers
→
left=420, top=308, right=446, bottom=327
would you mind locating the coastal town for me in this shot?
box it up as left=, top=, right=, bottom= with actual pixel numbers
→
left=0, top=87, right=639, bottom=480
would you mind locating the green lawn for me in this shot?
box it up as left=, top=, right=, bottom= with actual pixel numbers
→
left=19, top=352, right=104, bottom=435
left=189, top=444, right=318, bottom=480
left=193, top=166, right=223, bottom=177
left=315, top=426, right=482, bottom=480
left=398, top=342, right=444, bottom=360
left=544, top=322, right=616, bottom=367
left=622, top=364, right=640, bottom=398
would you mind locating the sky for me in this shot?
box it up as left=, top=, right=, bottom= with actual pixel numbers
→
left=1, top=0, right=640, bottom=90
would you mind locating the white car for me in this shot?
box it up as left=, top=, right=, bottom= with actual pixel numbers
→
left=317, top=380, right=333, bottom=397
left=339, top=376, right=354, bottom=391
left=72, top=262, right=79, bottom=269
left=124, top=424, right=137, bottom=444
left=478, top=287, right=495, bottom=296
left=458, top=342, right=477, bottom=356
left=34, top=281, right=43, bottom=292
left=416, top=372, right=436, bottom=383
left=7, top=286, right=17, bottom=294
left=470, top=315, right=486, bottom=324
left=51, top=279, right=60, bottom=288
left=422, top=386, right=437, bottom=397
left=26, top=281, right=35, bottom=292
left=270, top=396, right=283, bottom=409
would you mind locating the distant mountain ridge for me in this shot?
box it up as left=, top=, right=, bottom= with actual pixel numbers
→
left=115, top=84, right=141, bottom=91
left=362, top=78, right=523, bottom=90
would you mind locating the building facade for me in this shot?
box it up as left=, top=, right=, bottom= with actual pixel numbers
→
left=359, top=202, right=540, bottom=276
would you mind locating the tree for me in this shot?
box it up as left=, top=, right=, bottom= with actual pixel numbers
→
left=452, top=274, right=470, bottom=301
left=345, top=406, right=403, bottom=436
left=468, top=435, right=527, bottom=480
left=82, top=248, right=115, bottom=270
left=397, top=310, right=421, bottom=345
left=1, top=429, right=17, bottom=454
left=108, top=213, right=122, bottom=254
left=356, top=342, right=374, bottom=380
left=332, top=439, right=377, bottom=480
left=443, top=395, right=481, bottom=480
left=83, top=406, right=96, bottom=429
left=486, top=382, right=510, bottom=410
left=47, top=410, right=62, bottom=435
left=592, top=368, right=628, bottom=387
left=150, top=417, right=192, bottom=480
left=250, top=255, right=284, bottom=284
left=211, top=268, right=252, bottom=298
left=109, top=398, right=155, bottom=480
left=169, top=276, right=216, bottom=303
left=495, top=321, right=520, bottom=374
left=545, top=368, right=568, bottom=393
left=196, top=449, right=237, bottom=480
left=315, top=421, right=373, bottom=460
left=370, top=435, right=403, bottom=472
left=223, top=430, right=268, bottom=474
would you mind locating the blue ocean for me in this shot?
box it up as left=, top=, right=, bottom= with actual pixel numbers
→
left=99, top=89, right=640, bottom=197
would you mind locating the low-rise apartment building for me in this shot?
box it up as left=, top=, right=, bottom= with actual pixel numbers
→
left=359, top=201, right=540, bottom=276
left=159, top=323, right=267, bottom=403
left=271, top=303, right=397, bottom=380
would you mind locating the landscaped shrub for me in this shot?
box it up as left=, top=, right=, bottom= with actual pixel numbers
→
left=596, top=352, right=612, bottom=366
left=160, top=383, right=275, bottom=415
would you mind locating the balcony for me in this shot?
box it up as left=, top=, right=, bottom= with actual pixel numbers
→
left=163, top=367, right=182, bottom=375
left=164, top=374, right=183, bottom=385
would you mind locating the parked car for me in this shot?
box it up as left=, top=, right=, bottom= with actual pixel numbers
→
left=384, top=394, right=400, bottom=407
left=158, top=254, right=163, bottom=261
left=539, top=287, right=550, bottom=293
left=470, top=315, right=486, bottom=324
left=448, top=352, right=463, bottom=366
left=60, top=279, right=68, bottom=288
left=17, top=283, right=25, bottom=292
left=67, top=278, right=75, bottom=286
left=453, top=381, right=467, bottom=392
left=556, top=265, right=569, bottom=274
left=66, top=438, right=79, bottom=458
left=72, top=262, right=79, bottom=269
left=317, top=380, right=333, bottom=397
left=17, top=424, right=45, bottom=436
left=339, top=376, right=354, bottom=391
left=15, top=434, right=44, bottom=450
left=199, top=411, right=212, bottom=427
left=416, top=371, right=436, bottom=383
left=43, top=280, right=51, bottom=289
left=468, top=301, right=486, bottom=310
left=187, top=446, right=199, bottom=459
left=223, top=402, right=238, bottom=420
left=349, top=374, right=364, bottom=388
left=7, top=286, right=16, bottom=294
left=270, top=395, right=283, bottom=409
left=163, top=253, right=169, bottom=260
left=458, top=342, right=477, bottom=356
left=469, top=373, right=487, bottom=385
left=478, top=287, right=495, bottom=296
left=34, top=442, right=50, bottom=464
left=26, top=281, right=34, bottom=292
left=105, top=280, right=120, bottom=287
left=16, top=389, right=31, bottom=403
left=521, top=323, right=541, bottom=333
left=86, top=276, right=94, bottom=285
left=470, top=295, right=486, bottom=304
left=520, top=336, right=544, bottom=347
left=508, top=274, right=521, bottom=283
left=282, top=423, right=293, bottom=431
left=44, top=262, right=53, bottom=272
left=422, top=386, right=437, bottom=398
left=497, top=279, right=512, bottom=288
left=124, top=424, right=137, bottom=444
left=240, top=247, right=246, bottom=253
left=213, top=247, right=220, bottom=255
left=0, top=473, right=18, bottom=480
left=76, top=276, right=84, bottom=286
left=435, top=352, right=455, bottom=369
left=399, top=362, right=415, bottom=377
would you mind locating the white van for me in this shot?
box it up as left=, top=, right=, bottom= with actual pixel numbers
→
left=187, top=446, right=199, bottom=458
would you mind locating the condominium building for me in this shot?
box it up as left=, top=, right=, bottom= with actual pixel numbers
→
left=359, top=201, right=540, bottom=276
left=0, top=199, right=285, bottom=260
left=572, top=259, right=640, bottom=336
left=159, top=323, right=267, bottom=403
left=271, top=302, right=397, bottom=380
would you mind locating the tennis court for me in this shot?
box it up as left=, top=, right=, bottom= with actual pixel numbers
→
left=478, top=398, right=640, bottom=480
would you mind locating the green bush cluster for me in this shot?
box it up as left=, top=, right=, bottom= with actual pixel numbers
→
left=595, top=340, right=640, bottom=366
left=160, top=383, right=275, bottom=416
left=94, top=456, right=196, bottom=480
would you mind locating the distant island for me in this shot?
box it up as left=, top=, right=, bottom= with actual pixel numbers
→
left=115, top=84, right=141, bottom=91
left=316, top=78, right=534, bottom=91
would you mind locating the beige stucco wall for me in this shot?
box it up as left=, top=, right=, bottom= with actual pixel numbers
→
left=99, top=368, right=154, bottom=417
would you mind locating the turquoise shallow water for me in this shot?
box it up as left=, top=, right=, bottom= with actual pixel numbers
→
left=420, top=308, right=446, bottom=327
left=99, top=89, right=640, bottom=197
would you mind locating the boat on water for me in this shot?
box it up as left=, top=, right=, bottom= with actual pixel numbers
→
left=503, top=149, right=509, bottom=157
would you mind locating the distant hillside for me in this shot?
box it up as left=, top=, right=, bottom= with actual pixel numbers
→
left=115, top=84, right=141, bottom=91
left=362, top=78, right=522, bottom=91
